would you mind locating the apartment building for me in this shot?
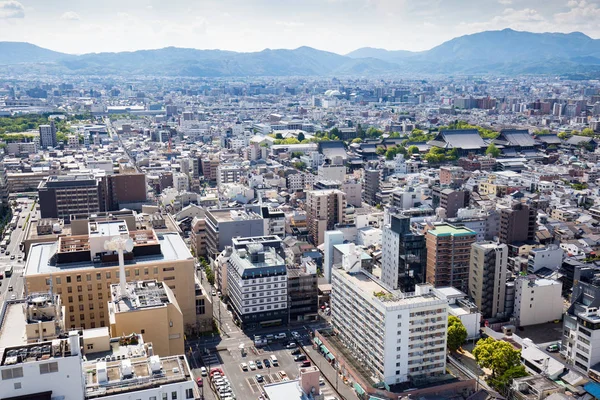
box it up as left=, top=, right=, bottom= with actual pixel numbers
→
left=431, top=187, right=469, bottom=218
left=363, top=169, right=381, bottom=206
left=39, top=122, right=57, bottom=148
left=190, top=215, right=207, bottom=257
left=514, top=276, right=563, bottom=327
left=24, top=219, right=210, bottom=333
left=205, top=208, right=265, bottom=259
left=331, top=262, right=447, bottom=385
left=173, top=172, right=190, bottom=192
left=527, top=245, right=564, bottom=273
left=200, top=157, right=220, bottom=182
left=381, top=213, right=426, bottom=292
left=38, top=175, right=101, bottom=222
left=469, top=242, right=508, bottom=319
left=108, top=280, right=184, bottom=357
left=305, top=189, right=348, bottom=245
left=217, top=164, right=245, bottom=185
left=425, top=224, right=476, bottom=293
left=499, top=202, right=537, bottom=245
left=6, top=170, right=50, bottom=194
left=226, top=236, right=288, bottom=329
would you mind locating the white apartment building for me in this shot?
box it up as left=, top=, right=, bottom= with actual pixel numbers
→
left=331, top=257, right=448, bottom=385
left=513, top=277, right=563, bottom=327
left=527, top=245, right=564, bottom=273
left=173, top=172, right=190, bottom=192
left=217, top=164, right=245, bottom=185
left=318, top=164, right=345, bottom=183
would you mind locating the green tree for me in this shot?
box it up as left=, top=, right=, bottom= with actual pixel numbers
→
left=447, top=316, right=468, bottom=352
left=351, top=138, right=363, bottom=144
left=473, top=337, right=527, bottom=392
left=329, top=127, right=340, bottom=138
left=293, top=161, right=306, bottom=170
left=581, top=128, right=595, bottom=137
left=291, top=151, right=304, bottom=159
left=407, top=145, right=419, bottom=155
left=274, top=133, right=283, bottom=140
left=485, top=143, right=501, bottom=158
left=385, top=147, right=402, bottom=160
left=557, top=131, right=571, bottom=140
left=376, top=147, right=386, bottom=155
left=571, top=130, right=580, bottom=136
left=388, top=131, right=401, bottom=138
left=366, top=127, right=384, bottom=138
left=424, top=147, right=446, bottom=163
left=356, top=124, right=365, bottom=139
left=297, top=132, right=305, bottom=142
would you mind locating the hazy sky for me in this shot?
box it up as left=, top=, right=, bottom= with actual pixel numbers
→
left=0, top=0, right=598, bottom=54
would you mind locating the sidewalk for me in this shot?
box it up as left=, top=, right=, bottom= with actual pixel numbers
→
left=303, top=342, right=357, bottom=400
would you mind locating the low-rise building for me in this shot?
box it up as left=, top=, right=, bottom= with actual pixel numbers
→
left=513, top=276, right=563, bottom=327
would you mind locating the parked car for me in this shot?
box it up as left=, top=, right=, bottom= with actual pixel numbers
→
left=196, top=377, right=203, bottom=387
left=263, top=359, right=271, bottom=368
left=249, top=361, right=257, bottom=370
left=286, top=342, right=297, bottom=349
left=294, top=355, right=307, bottom=362
left=275, top=333, right=287, bottom=340
left=241, top=363, right=248, bottom=371
left=255, top=374, right=264, bottom=383
left=291, top=349, right=301, bottom=356
left=301, top=361, right=311, bottom=367
left=546, top=343, right=560, bottom=353
left=256, top=360, right=263, bottom=369
left=291, top=331, right=301, bottom=339
left=200, top=367, right=207, bottom=376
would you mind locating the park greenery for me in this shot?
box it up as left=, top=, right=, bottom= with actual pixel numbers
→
left=424, top=147, right=458, bottom=163
left=447, top=316, right=468, bottom=352
left=472, top=337, right=527, bottom=393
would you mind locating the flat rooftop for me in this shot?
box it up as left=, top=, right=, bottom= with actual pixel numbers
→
left=208, top=208, right=262, bottom=222
left=428, top=224, right=476, bottom=237
left=1, top=337, right=75, bottom=367
left=263, top=380, right=304, bottom=400
left=112, top=281, right=172, bottom=313
left=25, top=233, right=192, bottom=276
left=0, top=303, right=27, bottom=350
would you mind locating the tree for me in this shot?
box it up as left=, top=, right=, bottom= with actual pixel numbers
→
left=407, top=145, right=419, bottom=155
left=581, top=128, right=595, bottom=137
left=366, top=127, right=384, bottom=138
left=293, top=161, right=306, bottom=170
left=557, top=131, right=571, bottom=140
left=376, top=147, right=386, bottom=155
left=485, top=143, right=501, bottom=158
left=424, top=147, right=446, bottom=163
left=351, top=138, right=363, bottom=144
left=357, top=124, right=365, bottom=139
left=447, top=316, right=468, bottom=352
left=297, top=132, right=305, bottom=142
left=291, top=151, right=304, bottom=159
left=275, top=133, right=283, bottom=140
left=473, top=337, right=527, bottom=392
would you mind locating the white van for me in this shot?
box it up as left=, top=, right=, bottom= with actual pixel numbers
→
left=275, top=333, right=287, bottom=340
left=270, top=354, right=279, bottom=366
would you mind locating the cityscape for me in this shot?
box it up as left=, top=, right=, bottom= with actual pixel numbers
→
left=3, top=2, right=600, bottom=400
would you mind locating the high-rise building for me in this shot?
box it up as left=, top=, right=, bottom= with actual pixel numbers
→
left=331, top=260, right=448, bottom=385
left=200, top=158, right=220, bottom=182
left=25, top=218, right=212, bottom=333
left=381, top=214, right=426, bottom=292
left=431, top=187, right=469, bottom=218
left=469, top=242, right=508, bottom=319
left=363, top=169, right=381, bottom=205
left=499, top=202, right=536, bottom=245
left=38, top=175, right=101, bottom=223
left=305, top=189, right=348, bottom=245
left=226, top=236, right=288, bottom=329
left=205, top=208, right=265, bottom=260
left=425, top=223, right=476, bottom=293
left=39, top=122, right=57, bottom=148
left=288, top=261, right=319, bottom=323
left=102, top=173, right=147, bottom=211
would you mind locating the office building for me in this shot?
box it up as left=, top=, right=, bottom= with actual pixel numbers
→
left=469, top=242, right=508, bottom=319
left=363, top=169, right=381, bottom=205
left=288, top=261, right=319, bottom=323
left=205, top=208, right=265, bottom=259
left=200, top=157, right=219, bottom=182
left=38, top=175, right=101, bottom=222
left=305, top=189, right=348, bottom=245
left=431, top=187, right=469, bottom=218
left=108, top=280, right=184, bottom=357
left=563, top=271, right=600, bottom=371
left=425, top=224, right=476, bottom=293
left=331, top=258, right=447, bottom=385
left=226, top=236, right=288, bottom=329
left=217, top=164, right=245, bottom=185
left=499, top=202, right=537, bottom=245
left=39, top=122, right=57, bottom=149
left=102, top=173, right=147, bottom=211
left=25, top=218, right=211, bottom=333
left=173, top=172, right=190, bottom=192
left=513, top=276, right=562, bottom=327
left=381, top=214, right=426, bottom=292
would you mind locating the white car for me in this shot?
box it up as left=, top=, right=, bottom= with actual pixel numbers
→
left=200, top=366, right=207, bottom=376
left=249, top=361, right=257, bottom=370
left=291, top=331, right=301, bottom=339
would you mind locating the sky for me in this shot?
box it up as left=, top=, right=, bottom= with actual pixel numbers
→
left=0, top=0, right=599, bottom=54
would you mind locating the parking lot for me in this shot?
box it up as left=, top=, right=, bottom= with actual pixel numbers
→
left=211, top=332, right=338, bottom=400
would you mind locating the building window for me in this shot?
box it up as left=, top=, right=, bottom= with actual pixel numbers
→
left=87, top=344, right=94, bottom=350
left=154, top=267, right=159, bottom=275
left=97, top=283, right=102, bottom=290
left=66, top=276, right=71, bottom=283
left=106, top=272, right=111, bottom=279
left=186, top=388, right=193, bottom=399
left=77, top=286, right=82, bottom=292
left=56, top=277, right=61, bottom=284
left=39, top=362, right=59, bottom=374
left=125, top=270, right=130, bottom=277
left=80, top=314, right=85, bottom=320
left=172, top=392, right=177, bottom=399
left=79, top=305, right=84, bottom=311
left=135, top=269, right=140, bottom=276
left=67, top=287, right=73, bottom=294
left=68, top=296, right=73, bottom=303
left=76, top=275, right=82, bottom=282
left=78, top=295, right=83, bottom=302
left=14, top=382, right=21, bottom=389
left=87, top=284, right=93, bottom=291
left=96, top=273, right=102, bottom=280
left=86, top=274, right=91, bottom=281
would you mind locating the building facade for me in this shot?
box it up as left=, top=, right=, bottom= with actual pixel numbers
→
left=469, top=242, right=508, bottom=319
left=305, top=189, right=348, bottom=246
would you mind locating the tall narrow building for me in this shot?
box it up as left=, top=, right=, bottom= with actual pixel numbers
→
left=381, top=214, right=426, bottom=292
left=498, top=202, right=536, bottom=245
left=425, top=223, right=476, bottom=293
left=305, top=189, right=348, bottom=245
left=469, top=242, right=508, bottom=319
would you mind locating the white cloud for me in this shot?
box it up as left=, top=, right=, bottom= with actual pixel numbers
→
left=0, top=0, right=24, bottom=19
left=275, top=21, right=304, bottom=27
left=60, top=11, right=80, bottom=21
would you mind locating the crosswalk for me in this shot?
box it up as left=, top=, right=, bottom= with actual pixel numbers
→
left=201, top=351, right=221, bottom=368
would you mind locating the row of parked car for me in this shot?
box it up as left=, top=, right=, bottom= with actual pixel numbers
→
left=198, top=367, right=235, bottom=400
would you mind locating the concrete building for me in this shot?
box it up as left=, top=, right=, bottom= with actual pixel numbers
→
left=205, top=208, right=265, bottom=259
left=217, top=164, right=245, bottom=185
left=305, top=189, right=348, bottom=245
left=433, top=287, right=481, bottom=340
left=425, top=224, right=477, bottom=293
left=381, top=214, right=426, bottom=292
left=317, top=163, right=345, bottom=183
left=24, top=219, right=211, bottom=333
left=469, top=242, right=508, bottom=319
left=513, top=276, right=563, bottom=327
left=39, top=122, right=57, bottom=148
left=263, top=366, right=325, bottom=400
left=288, top=261, right=319, bottom=323
left=499, top=202, right=537, bottom=245
left=200, top=157, right=219, bottom=182
left=363, top=169, right=381, bottom=205
left=431, top=187, right=469, bottom=218
left=38, top=175, right=101, bottom=222
left=331, top=258, right=447, bottom=385
left=226, top=236, right=288, bottom=329
left=190, top=214, right=207, bottom=257
left=173, top=172, right=190, bottom=192
left=527, top=245, right=564, bottom=273
left=102, top=173, right=147, bottom=211
left=108, top=280, right=184, bottom=357
left=23, top=291, right=66, bottom=343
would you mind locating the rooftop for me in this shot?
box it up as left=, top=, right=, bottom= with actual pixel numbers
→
left=111, top=281, right=172, bottom=313
left=427, top=224, right=476, bottom=237
left=1, top=337, right=75, bottom=367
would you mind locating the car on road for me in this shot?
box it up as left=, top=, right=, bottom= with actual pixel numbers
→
left=200, top=366, right=207, bottom=376
left=291, top=331, right=301, bottom=339
left=294, top=355, right=307, bottom=362
left=249, top=360, right=257, bottom=370
left=211, top=290, right=217, bottom=296
left=256, top=360, right=263, bottom=369
left=300, top=361, right=311, bottom=367
left=263, top=359, right=270, bottom=368
left=196, top=377, right=203, bottom=387
left=546, top=343, right=560, bottom=353
left=10, top=255, right=15, bottom=260
left=241, top=362, right=248, bottom=371
left=291, top=349, right=301, bottom=356
left=319, top=377, right=325, bottom=386
left=5, top=251, right=9, bottom=256
left=8, top=286, right=13, bottom=292
left=279, top=371, right=289, bottom=381
left=286, top=342, right=297, bottom=349
left=10, top=294, right=16, bottom=300
left=255, top=374, right=264, bottom=383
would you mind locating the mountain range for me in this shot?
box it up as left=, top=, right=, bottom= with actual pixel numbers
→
left=2, top=28, right=600, bottom=77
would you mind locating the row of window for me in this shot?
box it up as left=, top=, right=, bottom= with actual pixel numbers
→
left=47, top=267, right=175, bottom=285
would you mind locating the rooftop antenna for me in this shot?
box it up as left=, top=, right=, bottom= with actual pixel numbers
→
left=104, top=236, right=134, bottom=298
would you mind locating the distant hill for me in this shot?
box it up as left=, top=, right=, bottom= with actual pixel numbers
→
left=2, top=29, right=600, bottom=76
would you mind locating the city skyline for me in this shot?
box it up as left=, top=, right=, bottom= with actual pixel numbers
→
left=0, top=0, right=599, bottom=54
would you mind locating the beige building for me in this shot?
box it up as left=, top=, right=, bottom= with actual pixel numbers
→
left=305, top=189, right=348, bottom=245
left=23, top=292, right=65, bottom=343
left=108, top=280, right=184, bottom=357
left=25, top=218, right=212, bottom=334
